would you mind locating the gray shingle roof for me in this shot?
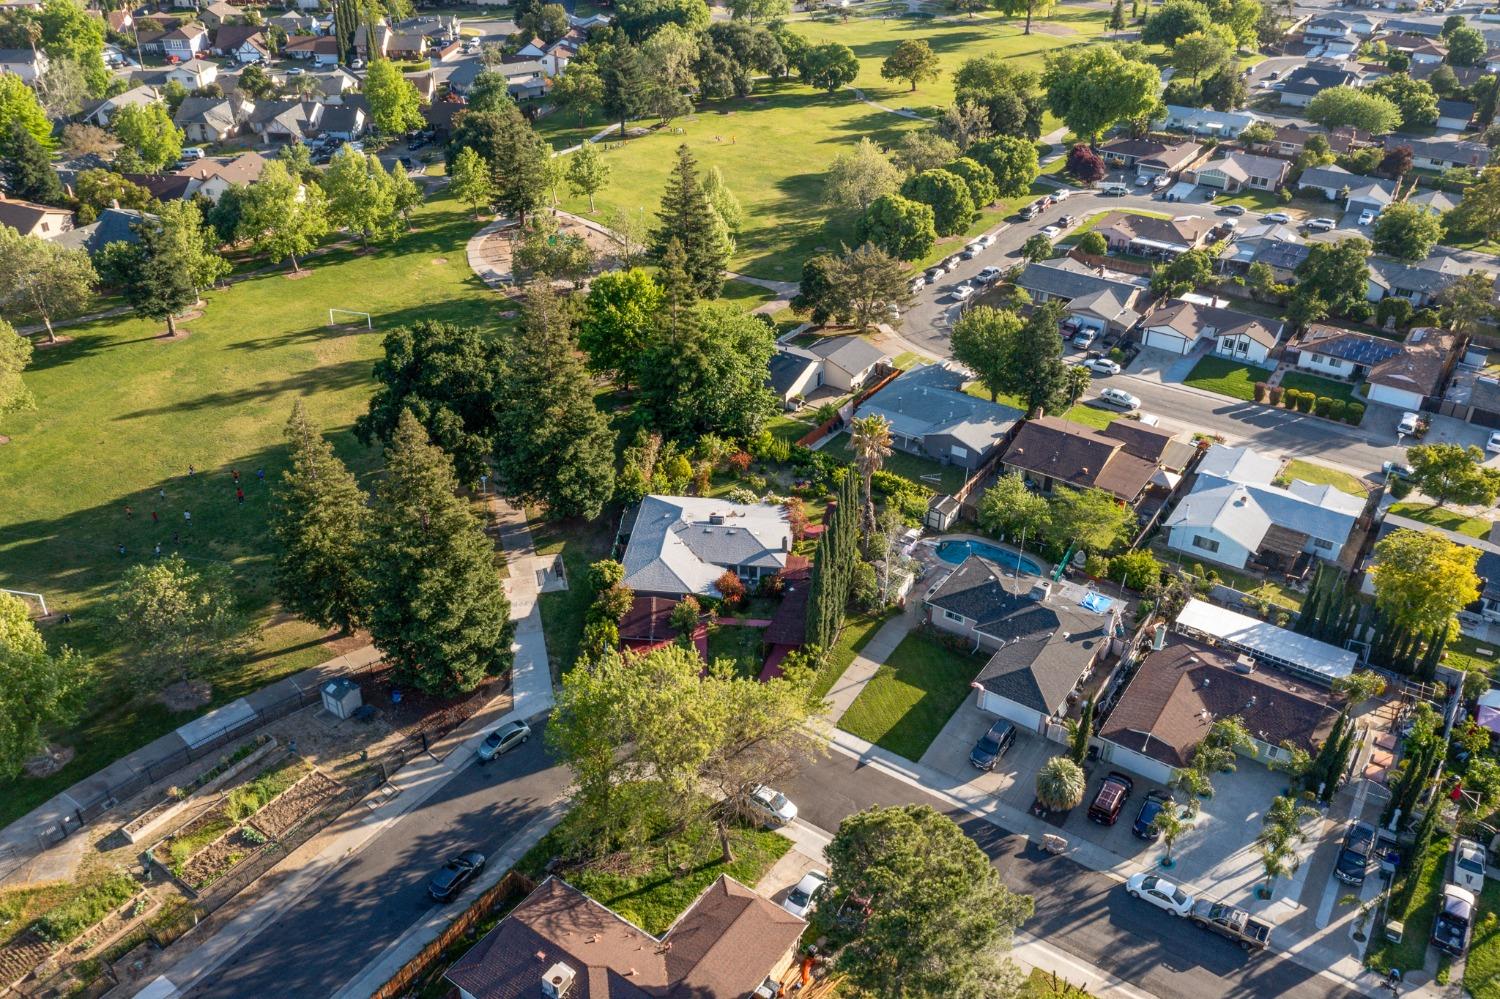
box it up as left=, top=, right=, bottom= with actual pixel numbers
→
left=855, top=364, right=1022, bottom=455
left=806, top=335, right=886, bottom=377
left=621, top=495, right=791, bottom=596
left=1017, top=259, right=1145, bottom=304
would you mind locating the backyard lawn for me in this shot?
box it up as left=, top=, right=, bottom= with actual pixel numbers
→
left=822, top=433, right=966, bottom=493
left=1388, top=502, right=1493, bottom=540
left=1464, top=878, right=1500, bottom=999
left=1367, top=831, right=1451, bottom=975
left=706, top=624, right=768, bottom=680
left=1280, top=459, right=1368, bottom=496
left=839, top=631, right=982, bottom=761
left=1183, top=356, right=1268, bottom=402
left=1279, top=371, right=1359, bottom=407
left=532, top=512, right=617, bottom=680
left=0, top=193, right=504, bottom=828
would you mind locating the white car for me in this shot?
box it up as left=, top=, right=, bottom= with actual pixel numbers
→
left=976, top=266, right=1003, bottom=283
left=925, top=265, right=947, bottom=281
left=952, top=284, right=976, bottom=302
left=908, top=276, right=926, bottom=293
left=1040, top=225, right=1063, bottom=240
left=1051, top=189, right=1071, bottom=203
left=1261, top=212, right=1291, bottom=224
left=1488, top=432, right=1500, bottom=456
left=1152, top=175, right=1172, bottom=190
left=1454, top=838, right=1487, bottom=893
left=1081, top=358, right=1121, bottom=376
left=749, top=785, right=797, bottom=827
left=974, top=233, right=998, bottom=248
left=1306, top=217, right=1336, bottom=232
left=1099, top=387, right=1140, bottom=411
left=1126, top=873, right=1196, bottom=917
left=1359, top=209, right=1377, bottom=226
left=782, top=871, right=828, bottom=918
left=1398, top=411, right=1421, bottom=436
left=961, top=244, right=983, bottom=259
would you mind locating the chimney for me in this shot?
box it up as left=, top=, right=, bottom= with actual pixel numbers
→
left=1152, top=622, right=1167, bottom=651
left=709, top=513, right=725, bottom=525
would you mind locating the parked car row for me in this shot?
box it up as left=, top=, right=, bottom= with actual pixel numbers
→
left=1124, top=874, right=1272, bottom=951
left=1433, top=838, right=1487, bottom=957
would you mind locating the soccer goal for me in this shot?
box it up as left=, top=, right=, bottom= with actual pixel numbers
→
left=3, top=589, right=50, bottom=617
left=328, top=308, right=373, bottom=330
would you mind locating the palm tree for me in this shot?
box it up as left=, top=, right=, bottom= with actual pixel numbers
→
left=1036, top=756, right=1086, bottom=812
left=849, top=414, right=892, bottom=535
left=1261, top=794, right=1318, bottom=847
left=1169, top=766, right=1211, bottom=815
left=1151, top=801, right=1188, bottom=868
left=1063, top=365, right=1091, bottom=408
left=1255, top=838, right=1300, bottom=898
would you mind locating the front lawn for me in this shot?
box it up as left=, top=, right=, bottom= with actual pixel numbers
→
left=1366, top=830, right=1450, bottom=975
left=1463, top=878, right=1500, bottom=999
left=1449, top=632, right=1500, bottom=679
left=1279, top=371, right=1358, bottom=407
left=961, top=382, right=1117, bottom=430
left=533, top=513, right=617, bottom=680
left=706, top=625, right=767, bottom=680
left=839, top=631, right=982, bottom=761
left=813, top=609, right=897, bottom=702
left=822, top=434, right=966, bottom=493
left=1183, top=356, right=1267, bottom=401
left=1388, top=502, right=1493, bottom=540
left=1280, top=459, right=1368, bottom=496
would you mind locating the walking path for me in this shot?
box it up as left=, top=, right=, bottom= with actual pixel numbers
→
left=821, top=606, right=918, bottom=723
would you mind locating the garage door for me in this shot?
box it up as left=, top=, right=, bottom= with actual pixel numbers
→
left=1142, top=329, right=1189, bottom=355
left=1098, top=742, right=1176, bottom=785
left=1472, top=409, right=1500, bottom=430
left=976, top=690, right=1047, bottom=734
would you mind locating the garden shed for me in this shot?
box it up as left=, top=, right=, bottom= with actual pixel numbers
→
left=321, top=678, right=363, bottom=720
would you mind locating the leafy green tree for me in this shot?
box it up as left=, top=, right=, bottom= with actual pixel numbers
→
left=638, top=301, right=777, bottom=441
left=1444, top=166, right=1500, bottom=245
left=1140, top=0, right=1213, bottom=45
left=579, top=268, right=663, bottom=390
left=651, top=144, right=731, bottom=298
left=900, top=168, right=975, bottom=236
left=31, top=56, right=85, bottom=118
left=1292, top=238, right=1370, bottom=321
left=449, top=145, right=494, bottom=217
left=106, top=556, right=246, bottom=689
left=978, top=471, right=1050, bottom=541
left=792, top=242, right=912, bottom=328
left=856, top=192, right=937, bottom=260
left=1048, top=486, right=1136, bottom=553
left=1306, top=86, right=1401, bottom=134
left=0, top=63, right=54, bottom=148
left=1009, top=300, right=1068, bottom=415
left=362, top=411, right=513, bottom=696
left=272, top=400, right=370, bottom=634
left=1446, top=24, right=1485, bottom=66
left=799, top=42, right=859, bottom=94
left=825, top=805, right=1034, bottom=997
left=236, top=159, right=329, bottom=271
left=826, top=137, right=902, bottom=215
left=72, top=168, right=152, bottom=223
left=1042, top=46, right=1159, bottom=143
left=1036, top=756, right=1086, bottom=809
left=0, top=317, right=32, bottom=416
left=615, top=0, right=711, bottom=40
left=1077, top=231, right=1109, bottom=256
left=993, top=0, right=1057, bottom=32
left=493, top=280, right=616, bottom=520
left=881, top=38, right=941, bottom=90
left=99, top=199, right=226, bottom=337
left=110, top=101, right=182, bottom=172
left=322, top=147, right=401, bottom=247
left=1021, top=233, right=1053, bottom=261
left=0, top=121, right=62, bottom=205
left=1366, top=73, right=1438, bottom=129
left=1406, top=442, right=1500, bottom=507
left=1372, top=202, right=1444, bottom=262
left=1437, top=272, right=1498, bottom=335
left=0, top=227, right=96, bottom=344
left=951, top=305, right=1022, bottom=401
left=1172, top=30, right=1231, bottom=84
left=1372, top=527, right=1481, bottom=641
left=729, top=0, right=791, bottom=20
left=0, top=592, right=90, bottom=780
left=34, top=0, right=109, bottom=93
left=967, top=135, right=1039, bottom=198
left=512, top=212, right=595, bottom=285
left=944, top=156, right=998, bottom=208
left=1151, top=248, right=1214, bottom=297
left=364, top=57, right=426, bottom=134
left=565, top=141, right=611, bottom=213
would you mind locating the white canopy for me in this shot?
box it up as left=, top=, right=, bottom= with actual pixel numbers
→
left=1175, top=598, right=1356, bottom=686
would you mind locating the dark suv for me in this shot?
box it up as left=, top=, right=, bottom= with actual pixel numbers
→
left=1333, top=822, right=1375, bottom=886
left=1131, top=790, right=1174, bottom=841
left=968, top=720, right=1017, bottom=771
left=1087, top=772, right=1134, bottom=825
left=428, top=851, right=486, bottom=902
left=1433, top=885, right=1476, bottom=956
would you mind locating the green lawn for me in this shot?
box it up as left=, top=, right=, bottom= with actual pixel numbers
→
left=961, top=382, right=1117, bottom=430
left=718, top=279, right=780, bottom=313
left=706, top=624, right=767, bottom=679
left=1388, top=502, right=1493, bottom=540
left=0, top=194, right=505, bottom=828
left=840, top=631, right=982, bottom=761
left=1279, top=371, right=1359, bottom=407
left=1280, top=459, right=1368, bottom=497
left=812, top=609, right=896, bottom=701
left=822, top=434, right=966, bottom=493
left=1449, top=632, right=1500, bottom=679
left=1367, top=831, right=1451, bottom=975
left=1464, top=878, right=1500, bottom=999
left=1183, top=356, right=1269, bottom=402
left=533, top=512, right=616, bottom=680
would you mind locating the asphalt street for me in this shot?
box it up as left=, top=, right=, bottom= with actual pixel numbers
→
left=785, top=752, right=1363, bottom=999
left=184, top=722, right=570, bottom=999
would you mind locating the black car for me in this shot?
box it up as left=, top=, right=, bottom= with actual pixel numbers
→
left=1433, top=885, right=1476, bottom=956
left=968, top=719, right=1017, bottom=771
left=1333, top=822, right=1375, bottom=886
left=428, top=850, right=486, bottom=902
left=1132, top=790, right=1174, bottom=841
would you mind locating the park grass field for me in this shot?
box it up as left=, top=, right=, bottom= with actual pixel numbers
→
left=0, top=194, right=503, bottom=825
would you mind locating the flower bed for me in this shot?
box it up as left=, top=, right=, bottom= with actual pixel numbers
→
left=248, top=771, right=341, bottom=839
left=179, top=826, right=261, bottom=892
left=121, top=736, right=276, bottom=845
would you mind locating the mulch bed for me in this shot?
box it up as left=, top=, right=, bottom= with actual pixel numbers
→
left=248, top=771, right=341, bottom=839
left=180, top=828, right=257, bottom=891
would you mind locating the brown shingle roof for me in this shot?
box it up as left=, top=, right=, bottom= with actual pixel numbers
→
left=1097, top=638, right=1338, bottom=769
left=1367, top=327, right=1460, bottom=397
left=1143, top=300, right=1283, bottom=349
left=619, top=595, right=680, bottom=644
left=1094, top=211, right=1213, bottom=248
left=1002, top=416, right=1156, bottom=503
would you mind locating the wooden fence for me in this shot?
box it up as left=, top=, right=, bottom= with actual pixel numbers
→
left=369, top=871, right=535, bottom=999
left=795, top=366, right=905, bottom=448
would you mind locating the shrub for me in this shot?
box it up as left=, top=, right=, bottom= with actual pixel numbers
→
left=1109, top=549, right=1162, bottom=591
left=727, top=451, right=752, bottom=476
left=1390, top=475, right=1414, bottom=500
left=1108, top=347, right=1125, bottom=363
left=715, top=570, right=747, bottom=607
left=726, top=486, right=758, bottom=504
left=851, top=561, right=881, bottom=611
left=1314, top=396, right=1332, bottom=417
left=1267, top=385, right=1284, bottom=407
left=1084, top=554, right=1111, bottom=578
left=1297, top=392, right=1316, bottom=413
left=1277, top=187, right=1292, bottom=203
left=1345, top=402, right=1365, bottom=424
left=1328, top=400, right=1346, bottom=421
left=1412, top=308, right=1441, bottom=327
left=35, top=872, right=139, bottom=944
left=1077, top=231, right=1108, bottom=256
left=1253, top=381, right=1268, bottom=403
left=1280, top=389, right=1298, bottom=410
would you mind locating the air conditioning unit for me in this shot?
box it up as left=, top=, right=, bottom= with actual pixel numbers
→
left=1233, top=654, right=1257, bottom=675
left=541, top=962, right=576, bottom=999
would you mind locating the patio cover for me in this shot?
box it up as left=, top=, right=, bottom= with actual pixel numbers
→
left=1477, top=688, right=1500, bottom=734
left=1174, top=598, right=1356, bottom=685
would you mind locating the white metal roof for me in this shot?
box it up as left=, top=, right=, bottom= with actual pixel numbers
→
left=1174, top=598, right=1356, bottom=683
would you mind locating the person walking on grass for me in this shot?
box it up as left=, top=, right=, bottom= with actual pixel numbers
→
left=232, top=468, right=240, bottom=484
left=236, top=487, right=244, bottom=505
left=125, top=505, right=133, bottom=519
left=151, top=510, right=159, bottom=524
left=183, top=510, right=192, bottom=526
left=117, top=543, right=126, bottom=557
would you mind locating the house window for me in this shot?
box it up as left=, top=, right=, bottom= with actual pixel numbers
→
left=1192, top=535, right=1220, bottom=553
left=951, top=445, right=969, bottom=460
left=942, top=609, right=965, bottom=624
left=1327, top=357, right=1343, bottom=368
left=1312, top=538, right=1334, bottom=551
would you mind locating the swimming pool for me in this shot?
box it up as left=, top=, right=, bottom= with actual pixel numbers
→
left=934, top=539, right=1043, bottom=576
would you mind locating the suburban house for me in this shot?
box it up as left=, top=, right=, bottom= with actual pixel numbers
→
left=104, top=9, right=132, bottom=33
left=82, top=84, right=160, bottom=127
left=853, top=363, right=1023, bottom=471
left=0, top=197, right=72, bottom=239
left=354, top=23, right=391, bottom=59
left=1438, top=99, right=1476, bottom=131
left=1098, top=137, right=1203, bottom=178
left=1382, top=17, right=1443, bottom=35
left=1391, top=134, right=1491, bottom=171
left=1307, top=11, right=1382, bottom=34
left=1219, top=223, right=1309, bottom=281
left=174, top=96, right=246, bottom=143
left=387, top=32, right=428, bottom=60
left=1000, top=416, right=1189, bottom=507
left=1293, top=325, right=1461, bottom=410
left=283, top=34, right=340, bottom=65
left=248, top=99, right=324, bottom=144
left=767, top=335, right=889, bottom=405
left=1173, top=598, right=1356, bottom=687
left=1368, top=254, right=1497, bottom=308
left=1407, top=189, right=1459, bottom=215
left=1278, top=65, right=1360, bottom=107
left=1092, top=212, right=1213, bottom=258
left=0, top=47, right=47, bottom=82
left=619, top=594, right=682, bottom=652
left=57, top=207, right=153, bottom=256
left=1265, top=125, right=1370, bottom=157
left=174, top=151, right=271, bottom=203
left=319, top=104, right=367, bottom=141
left=1343, top=178, right=1396, bottom=223
left=161, top=24, right=210, bottom=61
left=1163, top=443, right=1364, bottom=572
left=1297, top=164, right=1358, bottom=201
left=444, top=876, right=805, bottom=999
left=1385, top=32, right=1446, bottom=63
left=1187, top=151, right=1289, bottom=193
left=166, top=57, right=218, bottom=90
left=620, top=495, right=792, bottom=598
left=1097, top=636, right=1339, bottom=784
left=1137, top=299, right=1283, bottom=364
left=199, top=0, right=239, bottom=28
left=1017, top=258, right=1150, bottom=310
left=1059, top=287, right=1141, bottom=339
left=926, top=557, right=1124, bottom=733
left=501, top=59, right=548, bottom=98
left=405, top=71, right=437, bottom=102
left=1162, top=104, right=1258, bottom=137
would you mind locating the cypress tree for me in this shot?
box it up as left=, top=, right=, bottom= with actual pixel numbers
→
left=272, top=401, right=371, bottom=634
left=492, top=280, right=616, bottom=521
left=807, top=470, right=860, bottom=650
left=1, top=122, right=64, bottom=205
left=1295, top=571, right=1324, bottom=636
left=361, top=411, right=514, bottom=696
left=651, top=144, right=731, bottom=300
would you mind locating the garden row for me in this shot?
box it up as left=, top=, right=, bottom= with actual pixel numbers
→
left=1253, top=382, right=1365, bottom=425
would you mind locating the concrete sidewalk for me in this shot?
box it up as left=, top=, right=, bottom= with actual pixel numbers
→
left=821, top=607, right=917, bottom=723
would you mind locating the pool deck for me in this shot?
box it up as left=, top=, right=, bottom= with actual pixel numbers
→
left=913, top=533, right=1121, bottom=612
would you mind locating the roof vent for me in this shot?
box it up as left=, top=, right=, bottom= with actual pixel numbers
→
left=709, top=514, right=725, bottom=525
left=1233, top=654, right=1256, bottom=675
left=541, top=962, right=575, bottom=999
left=1027, top=581, right=1052, bottom=602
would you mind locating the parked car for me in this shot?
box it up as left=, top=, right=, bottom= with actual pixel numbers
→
left=1334, top=822, right=1376, bottom=886
left=1261, top=212, right=1291, bottom=224
left=1073, top=328, right=1098, bottom=348
left=181, top=146, right=206, bottom=161
left=1433, top=884, right=1477, bottom=956
left=749, top=784, right=797, bottom=827
left=1057, top=215, right=1077, bottom=228
left=1382, top=460, right=1415, bottom=480
left=925, top=265, right=947, bottom=281
left=1087, top=772, right=1134, bottom=825
left=1125, top=873, right=1195, bottom=917
left=1220, top=204, right=1247, bottom=216
left=1306, top=217, right=1336, bottom=232
left=1131, top=790, right=1174, bottom=840
left=952, top=284, right=976, bottom=302
left=1487, top=431, right=1500, bottom=456
left=975, top=266, right=1003, bottom=284
left=1051, top=189, right=1071, bottom=202
left=1358, top=209, right=1376, bottom=226
left=1099, top=183, right=1129, bottom=196
left=1397, top=411, right=1422, bottom=436
left=1189, top=900, right=1272, bottom=951
left=782, top=871, right=827, bottom=919
left=1454, top=838, right=1487, bottom=893
left=968, top=718, right=1017, bottom=771
left=1134, top=174, right=1152, bottom=187
left=974, top=233, right=998, bottom=247
left=477, top=719, right=531, bottom=762
left=1081, top=357, right=1121, bottom=376
left=1098, top=387, right=1141, bottom=412
left=1152, top=175, right=1172, bottom=190
left=1040, top=225, right=1063, bottom=240
left=908, top=276, right=927, bottom=293
left=428, top=851, right=486, bottom=902
left=961, top=244, right=983, bottom=259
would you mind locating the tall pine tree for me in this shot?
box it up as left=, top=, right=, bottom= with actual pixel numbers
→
left=1, top=122, right=64, bottom=205
left=651, top=144, right=730, bottom=300
left=272, top=400, right=370, bottom=634
left=361, top=411, right=514, bottom=696
left=492, top=280, right=617, bottom=520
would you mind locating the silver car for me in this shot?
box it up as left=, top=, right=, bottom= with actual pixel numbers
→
left=477, top=719, right=531, bottom=761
